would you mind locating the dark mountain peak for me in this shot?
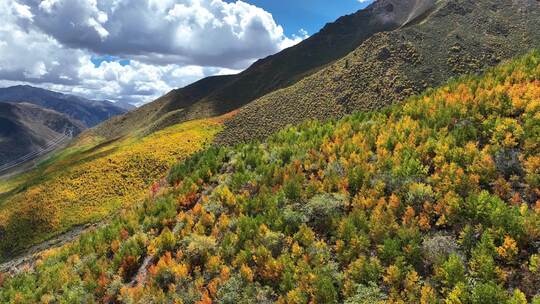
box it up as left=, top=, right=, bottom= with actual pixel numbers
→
left=216, top=0, right=540, bottom=145
left=90, top=0, right=416, bottom=139
left=5, top=85, right=63, bottom=98
left=11, top=84, right=32, bottom=89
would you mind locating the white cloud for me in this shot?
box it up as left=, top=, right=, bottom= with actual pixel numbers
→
left=19, top=0, right=300, bottom=68
left=280, top=28, right=310, bottom=50
left=0, top=1, right=83, bottom=84
left=39, top=0, right=60, bottom=13
left=11, top=1, right=34, bottom=21
left=23, top=62, right=48, bottom=79
left=87, top=17, right=109, bottom=39
left=0, top=0, right=307, bottom=105
left=74, top=58, right=218, bottom=105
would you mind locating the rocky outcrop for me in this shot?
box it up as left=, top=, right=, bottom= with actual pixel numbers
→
left=371, top=0, right=438, bottom=26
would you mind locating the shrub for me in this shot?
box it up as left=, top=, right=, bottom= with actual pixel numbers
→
left=348, top=167, right=366, bottom=196
left=216, top=274, right=276, bottom=304
left=155, top=227, right=176, bottom=254
left=284, top=175, right=304, bottom=201
left=422, top=234, right=459, bottom=267
left=303, top=193, right=347, bottom=232
left=463, top=191, right=523, bottom=237
left=434, top=254, right=466, bottom=291
left=313, top=273, right=339, bottom=304
left=347, top=256, right=383, bottom=285
left=470, top=282, right=509, bottom=304
left=183, top=234, right=216, bottom=265
left=509, top=289, right=528, bottom=304
left=345, top=283, right=386, bottom=304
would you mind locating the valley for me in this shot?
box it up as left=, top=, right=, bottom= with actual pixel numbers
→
left=0, top=86, right=130, bottom=173
left=0, top=115, right=227, bottom=259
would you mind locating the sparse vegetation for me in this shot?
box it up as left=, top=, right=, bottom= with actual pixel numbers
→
left=216, top=0, right=540, bottom=145
left=86, top=0, right=540, bottom=148
left=1, top=49, right=539, bottom=303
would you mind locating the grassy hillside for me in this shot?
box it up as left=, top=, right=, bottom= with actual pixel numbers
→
left=84, top=0, right=540, bottom=148
left=0, top=115, right=228, bottom=260
left=216, top=0, right=540, bottom=145
left=87, top=0, right=439, bottom=141
left=1, top=50, right=539, bottom=303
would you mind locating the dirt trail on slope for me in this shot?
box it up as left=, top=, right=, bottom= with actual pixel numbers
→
left=0, top=221, right=106, bottom=275
left=0, top=137, right=72, bottom=186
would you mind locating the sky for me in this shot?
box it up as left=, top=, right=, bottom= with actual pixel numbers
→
left=0, top=0, right=373, bottom=106
left=231, top=1, right=372, bottom=36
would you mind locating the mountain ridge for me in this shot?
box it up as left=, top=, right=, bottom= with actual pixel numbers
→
left=89, top=0, right=540, bottom=146
left=216, top=0, right=540, bottom=145
left=0, top=85, right=130, bottom=168
left=89, top=0, right=434, bottom=139
left=0, top=102, right=84, bottom=169
left=0, top=85, right=128, bottom=128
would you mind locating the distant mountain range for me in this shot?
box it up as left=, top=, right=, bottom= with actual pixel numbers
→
left=0, top=85, right=130, bottom=168
left=0, top=85, right=131, bottom=128
left=0, top=102, right=84, bottom=171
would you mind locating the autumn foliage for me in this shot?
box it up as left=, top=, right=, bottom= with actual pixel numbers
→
left=0, top=117, right=223, bottom=258
left=1, top=50, right=540, bottom=303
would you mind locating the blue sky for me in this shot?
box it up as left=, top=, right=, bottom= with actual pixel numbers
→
left=230, top=0, right=373, bottom=36
left=91, top=55, right=131, bottom=68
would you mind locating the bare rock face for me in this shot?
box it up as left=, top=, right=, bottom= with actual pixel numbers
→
left=371, top=0, right=438, bottom=26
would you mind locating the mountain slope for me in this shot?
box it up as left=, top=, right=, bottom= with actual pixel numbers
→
left=0, top=85, right=128, bottom=128
left=0, top=102, right=84, bottom=171
left=90, top=0, right=438, bottom=139
left=216, top=0, right=540, bottom=144
left=0, top=114, right=230, bottom=259
left=1, top=49, right=539, bottom=303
